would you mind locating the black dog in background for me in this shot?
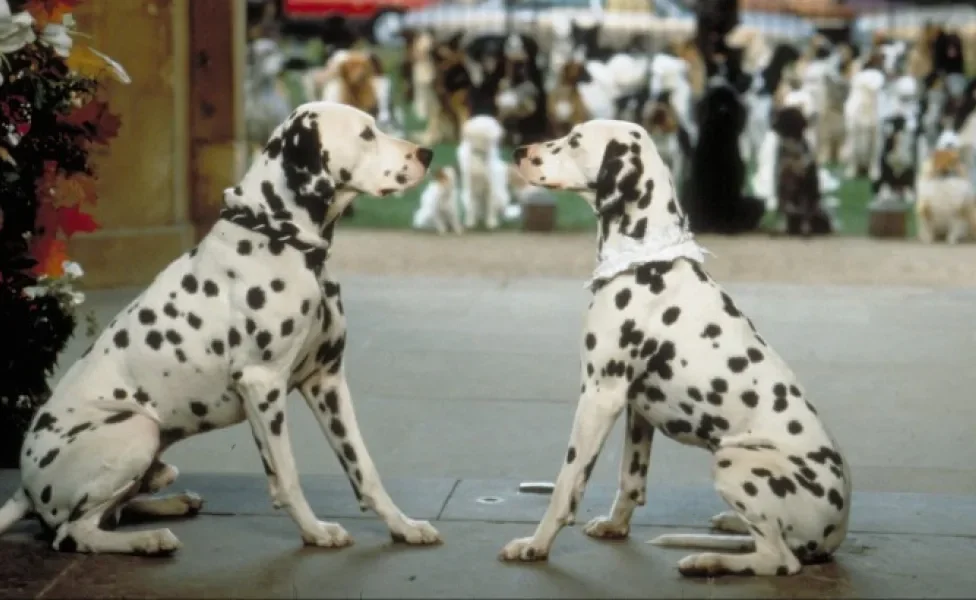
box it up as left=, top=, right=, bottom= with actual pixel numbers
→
left=682, top=78, right=766, bottom=234
left=772, top=106, right=833, bottom=236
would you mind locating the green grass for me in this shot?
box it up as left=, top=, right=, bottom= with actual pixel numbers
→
left=278, top=39, right=892, bottom=237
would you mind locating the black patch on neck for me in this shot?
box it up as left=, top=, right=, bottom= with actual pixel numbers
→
left=220, top=205, right=330, bottom=278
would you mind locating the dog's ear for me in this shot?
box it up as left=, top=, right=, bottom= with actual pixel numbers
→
left=593, top=139, right=639, bottom=216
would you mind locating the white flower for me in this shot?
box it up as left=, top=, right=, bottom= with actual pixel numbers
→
left=69, top=291, right=85, bottom=306
left=0, top=1, right=36, bottom=55
left=21, top=285, right=45, bottom=299
left=41, top=22, right=72, bottom=57
left=62, top=260, right=84, bottom=279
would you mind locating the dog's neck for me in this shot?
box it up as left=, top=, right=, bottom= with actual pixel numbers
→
left=222, top=149, right=358, bottom=276
left=593, top=148, right=692, bottom=261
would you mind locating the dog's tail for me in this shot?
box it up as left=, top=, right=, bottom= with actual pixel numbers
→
left=647, top=533, right=756, bottom=551
left=0, top=489, right=32, bottom=535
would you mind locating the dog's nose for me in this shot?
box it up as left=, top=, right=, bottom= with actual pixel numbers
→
left=416, top=148, right=434, bottom=169
left=513, top=146, right=529, bottom=163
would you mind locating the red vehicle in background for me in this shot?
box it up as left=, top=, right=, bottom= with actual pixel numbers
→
left=272, top=0, right=440, bottom=45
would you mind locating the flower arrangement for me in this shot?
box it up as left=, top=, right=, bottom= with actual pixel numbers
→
left=0, top=0, right=127, bottom=467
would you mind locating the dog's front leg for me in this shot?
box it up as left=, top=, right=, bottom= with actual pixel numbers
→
left=237, top=368, right=352, bottom=548
left=300, top=370, right=441, bottom=545
left=583, top=405, right=654, bottom=539
left=499, top=386, right=626, bottom=562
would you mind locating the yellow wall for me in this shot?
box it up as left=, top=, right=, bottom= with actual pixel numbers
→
left=67, top=0, right=243, bottom=289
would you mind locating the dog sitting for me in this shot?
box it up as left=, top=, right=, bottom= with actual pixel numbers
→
left=456, top=115, right=510, bottom=230
left=684, top=78, right=766, bottom=234
left=490, top=33, right=549, bottom=147
left=401, top=29, right=437, bottom=122
left=319, top=50, right=391, bottom=126
left=0, top=102, right=440, bottom=555
left=412, top=165, right=463, bottom=235
left=418, top=33, right=473, bottom=145
left=916, top=138, right=976, bottom=243
left=547, top=50, right=609, bottom=138
left=501, top=120, right=851, bottom=576
left=872, top=114, right=918, bottom=205
left=771, top=106, right=833, bottom=236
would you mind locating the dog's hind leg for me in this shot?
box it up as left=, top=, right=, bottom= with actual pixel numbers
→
left=49, top=413, right=181, bottom=555
left=299, top=371, right=441, bottom=545
left=499, top=386, right=627, bottom=562
left=583, top=405, right=654, bottom=539
left=650, top=448, right=802, bottom=577
left=122, top=492, right=203, bottom=519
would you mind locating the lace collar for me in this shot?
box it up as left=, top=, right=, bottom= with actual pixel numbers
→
left=586, top=224, right=711, bottom=291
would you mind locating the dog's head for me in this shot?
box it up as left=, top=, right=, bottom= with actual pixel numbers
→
left=771, top=105, right=808, bottom=140
left=696, top=81, right=746, bottom=134
left=643, top=93, right=679, bottom=136
left=513, top=120, right=682, bottom=237
left=931, top=147, right=963, bottom=177
left=338, top=51, right=382, bottom=86
left=243, top=102, right=433, bottom=229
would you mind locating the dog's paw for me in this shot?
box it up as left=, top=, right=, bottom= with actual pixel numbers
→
left=182, top=491, right=204, bottom=516
left=709, top=511, right=748, bottom=534
left=582, top=516, right=630, bottom=540
left=132, top=528, right=182, bottom=556
left=677, top=552, right=727, bottom=577
left=302, top=521, right=353, bottom=548
left=498, top=536, right=549, bottom=562
left=389, top=519, right=442, bottom=545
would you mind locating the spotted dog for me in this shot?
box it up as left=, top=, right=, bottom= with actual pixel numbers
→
left=0, top=102, right=440, bottom=555
left=500, top=120, right=851, bottom=577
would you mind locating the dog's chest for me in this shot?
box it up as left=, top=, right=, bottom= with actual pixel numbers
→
left=586, top=263, right=828, bottom=451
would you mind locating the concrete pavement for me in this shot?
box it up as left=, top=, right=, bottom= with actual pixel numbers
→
left=1, top=275, right=975, bottom=598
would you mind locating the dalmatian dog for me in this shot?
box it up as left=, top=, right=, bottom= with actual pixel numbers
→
left=501, top=120, right=852, bottom=577
left=0, top=102, right=440, bottom=555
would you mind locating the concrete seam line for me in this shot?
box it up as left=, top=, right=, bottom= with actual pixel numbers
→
left=35, top=555, right=85, bottom=600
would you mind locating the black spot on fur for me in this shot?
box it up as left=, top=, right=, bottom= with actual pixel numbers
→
left=747, top=347, right=764, bottom=362
left=138, top=308, right=156, bottom=325
left=228, top=327, right=242, bottom=347
left=662, top=306, right=681, bottom=325
left=269, top=411, right=284, bottom=435
left=112, top=329, right=129, bottom=349
left=360, top=126, right=375, bottom=140
left=567, top=447, right=577, bottom=463
left=742, top=481, right=758, bottom=496
left=237, top=240, right=252, bottom=255
left=190, top=401, right=208, bottom=417
left=827, top=488, right=844, bottom=510
left=187, top=313, right=202, bottom=329
left=247, top=287, right=266, bottom=310
left=585, top=333, right=596, bottom=350
left=270, top=279, right=285, bottom=293
left=203, top=280, right=219, bottom=297
left=104, top=411, right=135, bottom=424
left=145, top=330, right=163, bottom=350
left=741, top=390, right=759, bottom=407
left=38, top=448, right=60, bottom=469
left=165, top=330, right=182, bottom=345
left=615, top=288, right=631, bottom=309
left=787, top=420, right=803, bottom=435
left=728, top=356, right=749, bottom=373
left=32, top=412, right=57, bottom=433
left=181, top=274, right=199, bottom=294
left=701, top=324, right=721, bottom=338
left=773, top=397, right=788, bottom=412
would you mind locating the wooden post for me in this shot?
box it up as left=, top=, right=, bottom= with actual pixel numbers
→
left=188, top=0, right=246, bottom=242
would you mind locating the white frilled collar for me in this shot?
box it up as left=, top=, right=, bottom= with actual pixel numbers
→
left=586, top=224, right=712, bottom=291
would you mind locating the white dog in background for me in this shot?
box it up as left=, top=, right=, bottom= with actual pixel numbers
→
left=457, top=115, right=511, bottom=230
left=916, top=132, right=976, bottom=243
left=842, top=67, right=886, bottom=179
left=412, top=165, right=463, bottom=234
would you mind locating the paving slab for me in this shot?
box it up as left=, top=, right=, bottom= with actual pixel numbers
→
left=44, top=277, right=976, bottom=496
left=2, top=515, right=973, bottom=599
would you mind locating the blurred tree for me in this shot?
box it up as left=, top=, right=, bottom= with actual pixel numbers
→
left=0, top=0, right=125, bottom=468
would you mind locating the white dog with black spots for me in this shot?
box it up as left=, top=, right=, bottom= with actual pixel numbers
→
left=501, top=120, right=852, bottom=577
left=0, top=102, right=441, bottom=555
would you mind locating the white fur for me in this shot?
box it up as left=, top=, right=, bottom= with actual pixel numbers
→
left=649, top=54, right=696, bottom=142
left=0, top=102, right=440, bottom=555
left=457, top=115, right=511, bottom=230
left=412, top=167, right=463, bottom=234
left=916, top=168, right=976, bottom=244
left=501, top=120, right=851, bottom=577
left=842, top=68, right=886, bottom=179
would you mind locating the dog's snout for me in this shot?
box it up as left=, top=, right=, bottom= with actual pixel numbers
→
left=513, top=146, right=529, bottom=163
left=416, top=148, right=434, bottom=169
